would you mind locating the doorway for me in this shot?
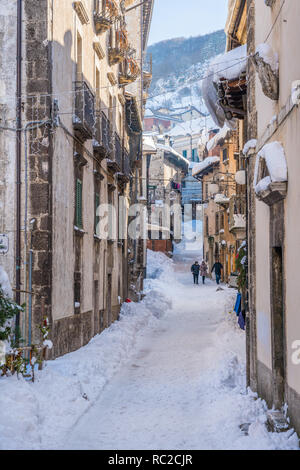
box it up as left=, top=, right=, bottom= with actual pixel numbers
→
left=271, top=246, right=285, bottom=408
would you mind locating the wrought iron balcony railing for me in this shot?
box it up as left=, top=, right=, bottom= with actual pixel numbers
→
left=73, top=80, right=95, bottom=141
left=119, top=58, right=140, bottom=85
left=94, top=0, right=119, bottom=34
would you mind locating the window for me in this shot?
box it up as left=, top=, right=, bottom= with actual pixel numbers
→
left=182, top=150, right=187, bottom=159
left=223, top=148, right=228, bottom=162
left=95, top=68, right=100, bottom=104
left=192, top=148, right=198, bottom=162
left=76, top=32, right=83, bottom=80
left=205, top=216, right=209, bottom=236
left=94, top=192, right=100, bottom=235
left=215, top=213, right=219, bottom=234
left=75, top=178, right=83, bottom=228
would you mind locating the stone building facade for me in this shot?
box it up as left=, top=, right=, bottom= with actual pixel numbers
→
left=244, top=0, right=300, bottom=433
left=146, top=135, right=189, bottom=254
left=0, top=0, right=154, bottom=357
left=193, top=127, right=246, bottom=280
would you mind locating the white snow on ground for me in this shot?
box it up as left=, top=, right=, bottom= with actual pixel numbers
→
left=0, top=266, right=13, bottom=298
left=0, top=248, right=299, bottom=450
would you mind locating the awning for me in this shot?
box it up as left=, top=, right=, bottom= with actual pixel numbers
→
left=202, top=44, right=247, bottom=128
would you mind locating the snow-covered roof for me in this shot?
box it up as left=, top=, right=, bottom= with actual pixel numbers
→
left=143, top=135, right=157, bottom=153
left=254, top=141, right=287, bottom=194
left=144, top=108, right=154, bottom=117
left=156, top=143, right=190, bottom=166
left=207, top=125, right=231, bottom=152
left=214, top=193, right=230, bottom=204
left=202, top=45, right=247, bottom=128
left=192, top=156, right=220, bottom=178
left=167, top=117, right=207, bottom=138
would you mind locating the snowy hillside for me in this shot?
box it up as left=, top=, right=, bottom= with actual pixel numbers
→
left=147, top=30, right=226, bottom=111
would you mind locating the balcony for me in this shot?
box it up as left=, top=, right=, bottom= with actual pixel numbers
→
left=107, top=133, right=122, bottom=175
left=93, top=111, right=112, bottom=159
left=108, top=30, right=129, bottom=66
left=94, top=0, right=118, bottom=35
left=114, top=133, right=122, bottom=170
left=123, top=149, right=131, bottom=178
left=119, top=58, right=140, bottom=85
left=143, top=54, right=152, bottom=91
left=73, top=81, right=95, bottom=141
left=229, top=195, right=246, bottom=238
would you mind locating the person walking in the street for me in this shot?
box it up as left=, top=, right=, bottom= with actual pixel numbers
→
left=191, top=261, right=200, bottom=285
left=211, top=259, right=223, bottom=285
left=200, top=260, right=208, bottom=284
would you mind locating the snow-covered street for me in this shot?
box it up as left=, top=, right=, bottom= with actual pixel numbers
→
left=0, top=247, right=298, bottom=450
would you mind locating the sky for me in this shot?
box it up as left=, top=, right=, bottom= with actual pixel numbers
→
left=148, top=0, right=228, bottom=45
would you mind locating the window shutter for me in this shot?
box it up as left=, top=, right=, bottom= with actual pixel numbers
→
left=76, top=179, right=83, bottom=228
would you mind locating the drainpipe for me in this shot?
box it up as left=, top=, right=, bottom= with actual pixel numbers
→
left=15, top=0, right=22, bottom=330
left=245, top=153, right=250, bottom=387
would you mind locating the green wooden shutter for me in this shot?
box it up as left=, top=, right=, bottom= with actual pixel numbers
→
left=94, top=192, right=100, bottom=235
left=75, top=179, right=83, bottom=228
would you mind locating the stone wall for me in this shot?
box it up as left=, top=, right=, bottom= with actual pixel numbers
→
left=25, top=0, right=53, bottom=343
left=246, top=0, right=258, bottom=392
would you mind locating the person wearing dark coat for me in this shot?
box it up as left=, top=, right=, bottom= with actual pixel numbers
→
left=191, top=261, right=200, bottom=285
left=211, top=259, right=223, bottom=285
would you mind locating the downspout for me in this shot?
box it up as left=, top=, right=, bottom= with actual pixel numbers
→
left=15, top=0, right=22, bottom=330
left=245, top=153, right=250, bottom=387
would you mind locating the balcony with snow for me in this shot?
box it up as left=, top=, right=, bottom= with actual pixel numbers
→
left=229, top=195, right=246, bottom=237
left=202, top=44, right=248, bottom=128
left=214, top=193, right=230, bottom=207
left=94, top=0, right=119, bottom=35
left=192, top=156, right=220, bottom=181
left=253, top=141, right=288, bottom=206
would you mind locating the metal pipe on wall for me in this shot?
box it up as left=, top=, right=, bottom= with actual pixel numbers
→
left=15, top=0, right=22, bottom=332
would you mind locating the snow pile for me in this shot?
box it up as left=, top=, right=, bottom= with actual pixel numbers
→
left=214, top=193, right=230, bottom=204
left=254, top=141, right=287, bottom=194
left=1, top=248, right=298, bottom=450
left=255, top=43, right=279, bottom=72
left=207, top=125, right=231, bottom=152
left=0, top=251, right=174, bottom=450
left=291, top=80, right=300, bottom=106
left=243, top=139, right=257, bottom=155
left=198, top=294, right=299, bottom=450
left=173, top=219, right=203, bottom=256
left=202, top=45, right=247, bottom=128
left=192, top=156, right=220, bottom=177
left=143, top=135, right=157, bottom=152
left=0, top=266, right=13, bottom=298
left=255, top=176, right=272, bottom=194
left=168, top=117, right=208, bottom=138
